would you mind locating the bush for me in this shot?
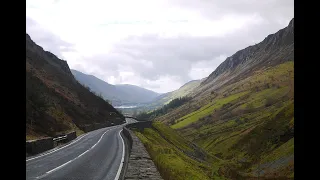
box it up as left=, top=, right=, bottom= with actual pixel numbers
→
left=265, top=97, right=273, bottom=107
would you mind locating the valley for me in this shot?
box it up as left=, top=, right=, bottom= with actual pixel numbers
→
left=26, top=1, right=294, bottom=180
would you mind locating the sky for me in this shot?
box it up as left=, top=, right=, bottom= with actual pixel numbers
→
left=26, top=0, right=294, bottom=93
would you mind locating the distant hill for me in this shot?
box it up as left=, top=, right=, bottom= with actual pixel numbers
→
left=71, top=70, right=160, bottom=106
left=143, top=79, right=203, bottom=111
left=26, top=34, right=124, bottom=140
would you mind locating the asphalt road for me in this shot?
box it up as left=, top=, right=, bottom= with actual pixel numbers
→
left=26, top=118, right=137, bottom=180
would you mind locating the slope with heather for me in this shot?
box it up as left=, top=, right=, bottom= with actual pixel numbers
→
left=26, top=34, right=124, bottom=140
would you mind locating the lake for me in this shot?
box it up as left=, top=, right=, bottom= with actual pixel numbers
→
left=114, top=105, right=138, bottom=109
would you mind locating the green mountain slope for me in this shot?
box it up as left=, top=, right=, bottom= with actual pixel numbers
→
left=26, top=34, right=124, bottom=140
left=138, top=18, right=294, bottom=179
left=139, top=79, right=203, bottom=113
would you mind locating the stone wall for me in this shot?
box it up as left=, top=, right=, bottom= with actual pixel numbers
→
left=66, top=131, right=77, bottom=142
left=81, top=122, right=112, bottom=132
left=26, top=131, right=77, bottom=156
left=26, top=137, right=54, bottom=155
left=124, top=124, right=163, bottom=180
left=125, top=121, right=153, bottom=131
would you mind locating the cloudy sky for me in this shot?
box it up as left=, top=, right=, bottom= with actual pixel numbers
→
left=26, top=0, right=293, bottom=93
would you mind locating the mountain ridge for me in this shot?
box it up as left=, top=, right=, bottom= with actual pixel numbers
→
left=201, top=18, right=294, bottom=88
left=71, top=69, right=160, bottom=106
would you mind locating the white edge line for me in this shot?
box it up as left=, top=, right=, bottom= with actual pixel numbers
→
left=27, top=134, right=88, bottom=162
left=36, top=128, right=113, bottom=179
left=114, top=129, right=125, bottom=180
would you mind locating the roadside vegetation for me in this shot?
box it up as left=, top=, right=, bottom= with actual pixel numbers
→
left=133, top=122, right=214, bottom=180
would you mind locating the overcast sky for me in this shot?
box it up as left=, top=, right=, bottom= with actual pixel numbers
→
left=26, top=0, right=294, bottom=93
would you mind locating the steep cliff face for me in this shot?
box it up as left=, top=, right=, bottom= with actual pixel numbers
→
left=26, top=34, right=124, bottom=139
left=200, top=18, right=294, bottom=91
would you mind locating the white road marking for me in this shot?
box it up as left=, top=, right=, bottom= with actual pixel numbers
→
left=114, top=129, right=125, bottom=180
left=36, top=128, right=115, bottom=179
left=26, top=133, right=88, bottom=162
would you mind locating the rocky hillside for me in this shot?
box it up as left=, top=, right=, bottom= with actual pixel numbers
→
left=147, top=18, right=294, bottom=179
left=26, top=34, right=124, bottom=140
left=197, top=18, right=294, bottom=97
left=71, top=69, right=160, bottom=106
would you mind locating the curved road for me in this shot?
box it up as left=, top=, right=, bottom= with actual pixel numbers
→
left=26, top=118, right=136, bottom=180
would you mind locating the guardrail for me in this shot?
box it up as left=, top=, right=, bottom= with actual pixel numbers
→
left=53, top=135, right=67, bottom=142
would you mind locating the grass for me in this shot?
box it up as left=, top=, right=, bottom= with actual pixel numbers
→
left=171, top=91, right=249, bottom=129
left=260, top=138, right=294, bottom=164
left=134, top=123, right=213, bottom=180
left=153, top=122, right=194, bottom=153
left=239, top=87, right=289, bottom=109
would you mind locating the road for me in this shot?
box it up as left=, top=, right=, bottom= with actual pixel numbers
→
left=26, top=118, right=137, bottom=180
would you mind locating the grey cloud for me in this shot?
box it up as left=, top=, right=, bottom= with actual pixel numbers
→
left=171, top=0, right=293, bottom=24
left=26, top=0, right=293, bottom=93
left=90, top=15, right=293, bottom=86
left=26, top=17, right=76, bottom=59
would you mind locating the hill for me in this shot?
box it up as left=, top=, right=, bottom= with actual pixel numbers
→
left=138, top=79, right=203, bottom=113
left=71, top=70, right=160, bottom=106
left=138, top=18, right=294, bottom=179
left=26, top=34, right=124, bottom=140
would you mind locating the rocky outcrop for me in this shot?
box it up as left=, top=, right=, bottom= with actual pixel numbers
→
left=26, top=34, right=73, bottom=78
left=124, top=129, right=163, bottom=180
left=201, top=18, right=294, bottom=88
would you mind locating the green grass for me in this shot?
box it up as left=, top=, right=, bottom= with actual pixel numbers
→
left=134, top=123, right=213, bottom=180
left=260, top=138, right=294, bottom=164
left=152, top=122, right=194, bottom=153
left=171, top=91, right=249, bottom=129
left=239, top=87, right=289, bottom=109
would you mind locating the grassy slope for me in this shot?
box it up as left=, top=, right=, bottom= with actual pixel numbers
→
left=171, top=91, right=249, bottom=129
left=162, top=80, right=202, bottom=105
left=141, top=61, right=294, bottom=179
left=134, top=122, right=214, bottom=180
left=137, top=80, right=202, bottom=113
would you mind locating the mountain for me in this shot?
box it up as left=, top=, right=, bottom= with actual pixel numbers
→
left=115, top=84, right=160, bottom=103
left=26, top=34, right=124, bottom=140
left=71, top=70, right=160, bottom=106
left=141, top=18, right=294, bottom=179
left=143, top=79, right=204, bottom=111
left=196, top=18, right=294, bottom=97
